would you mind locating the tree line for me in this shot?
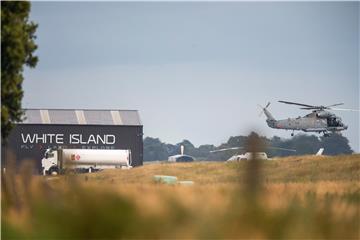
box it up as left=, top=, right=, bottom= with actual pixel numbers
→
left=2, top=1, right=38, bottom=140
left=143, top=133, right=353, bottom=161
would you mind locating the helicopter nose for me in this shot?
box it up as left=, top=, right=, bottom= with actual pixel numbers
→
left=344, top=125, right=348, bottom=130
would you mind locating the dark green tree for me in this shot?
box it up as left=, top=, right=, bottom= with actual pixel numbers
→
left=320, top=134, right=352, bottom=155
left=280, top=134, right=321, bottom=156
left=143, top=133, right=354, bottom=161
left=143, top=137, right=168, bottom=161
left=165, top=143, right=178, bottom=156
left=197, top=144, right=215, bottom=160
left=1, top=1, right=38, bottom=140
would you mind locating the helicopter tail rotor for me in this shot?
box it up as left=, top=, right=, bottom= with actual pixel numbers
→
left=258, top=102, right=275, bottom=121
left=258, top=102, right=271, bottom=117
left=258, top=105, right=264, bottom=117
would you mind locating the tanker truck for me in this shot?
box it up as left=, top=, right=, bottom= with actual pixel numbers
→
left=41, top=148, right=132, bottom=175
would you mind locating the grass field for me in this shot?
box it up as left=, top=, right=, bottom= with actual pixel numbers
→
left=2, top=154, right=360, bottom=239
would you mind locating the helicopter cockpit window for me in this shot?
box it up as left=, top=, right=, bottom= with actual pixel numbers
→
left=335, top=118, right=343, bottom=126
left=327, top=117, right=339, bottom=127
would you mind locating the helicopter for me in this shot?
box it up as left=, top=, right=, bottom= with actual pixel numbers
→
left=259, top=100, right=359, bottom=137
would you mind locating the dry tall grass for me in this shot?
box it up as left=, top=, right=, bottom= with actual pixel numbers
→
left=2, top=154, right=360, bottom=239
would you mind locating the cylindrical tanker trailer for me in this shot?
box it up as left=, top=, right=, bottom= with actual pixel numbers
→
left=41, top=148, right=132, bottom=175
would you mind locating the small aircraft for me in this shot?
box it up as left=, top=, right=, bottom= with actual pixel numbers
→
left=259, top=101, right=359, bottom=137
left=211, top=147, right=324, bottom=161
left=210, top=146, right=296, bottom=161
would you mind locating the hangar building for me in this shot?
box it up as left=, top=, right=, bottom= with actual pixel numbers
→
left=3, top=109, right=143, bottom=173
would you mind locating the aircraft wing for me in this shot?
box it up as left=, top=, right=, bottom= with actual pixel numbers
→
left=210, top=147, right=243, bottom=153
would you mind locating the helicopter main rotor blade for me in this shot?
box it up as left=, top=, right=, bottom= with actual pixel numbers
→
left=300, top=107, right=319, bottom=110
left=210, top=147, right=243, bottom=153
left=211, top=146, right=296, bottom=153
left=267, top=146, right=297, bottom=152
left=278, top=100, right=315, bottom=108
left=326, top=103, right=344, bottom=108
left=282, top=101, right=349, bottom=111
left=329, top=108, right=360, bottom=112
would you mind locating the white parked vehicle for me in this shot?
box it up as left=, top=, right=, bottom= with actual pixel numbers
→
left=41, top=148, right=132, bottom=175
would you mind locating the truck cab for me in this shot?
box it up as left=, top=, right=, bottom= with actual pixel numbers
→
left=42, top=149, right=59, bottom=175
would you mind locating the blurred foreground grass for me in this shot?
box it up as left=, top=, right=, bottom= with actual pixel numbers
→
left=2, top=154, right=360, bottom=239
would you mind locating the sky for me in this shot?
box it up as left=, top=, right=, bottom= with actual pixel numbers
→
left=23, top=2, right=359, bottom=151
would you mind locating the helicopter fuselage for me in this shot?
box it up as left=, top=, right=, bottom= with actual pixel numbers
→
left=266, top=110, right=348, bottom=134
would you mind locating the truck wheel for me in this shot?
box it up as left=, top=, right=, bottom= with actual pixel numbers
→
left=49, top=166, right=59, bottom=175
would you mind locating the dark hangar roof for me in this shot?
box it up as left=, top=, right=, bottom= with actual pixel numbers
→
left=21, top=109, right=142, bottom=126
